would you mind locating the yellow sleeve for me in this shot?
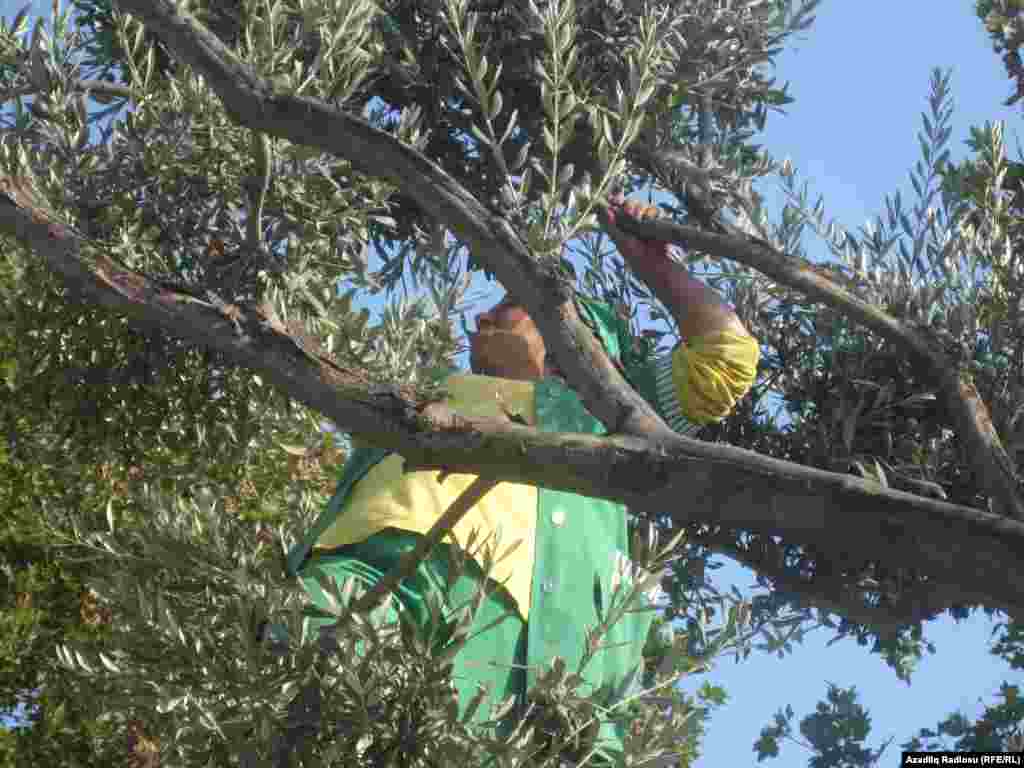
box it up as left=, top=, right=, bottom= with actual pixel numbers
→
left=667, top=330, right=760, bottom=426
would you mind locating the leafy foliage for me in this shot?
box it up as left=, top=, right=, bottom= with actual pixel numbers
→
left=978, top=0, right=1024, bottom=107
left=749, top=9, right=1024, bottom=763
left=752, top=616, right=1024, bottom=766
left=754, top=684, right=891, bottom=768
left=3, top=0, right=1023, bottom=764
left=0, top=0, right=797, bottom=763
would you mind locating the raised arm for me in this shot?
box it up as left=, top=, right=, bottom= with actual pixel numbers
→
left=604, top=196, right=760, bottom=428
left=605, top=195, right=750, bottom=340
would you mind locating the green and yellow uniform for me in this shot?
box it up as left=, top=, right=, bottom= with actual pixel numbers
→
left=287, top=299, right=759, bottom=755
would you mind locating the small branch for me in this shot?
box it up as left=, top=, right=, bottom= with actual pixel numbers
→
left=609, top=211, right=1024, bottom=521
left=75, top=79, right=135, bottom=101
left=348, top=476, right=497, bottom=614
left=114, top=0, right=670, bottom=448
left=719, top=538, right=972, bottom=635
left=243, top=132, right=272, bottom=254
left=5, top=169, right=1024, bottom=619
left=630, top=143, right=716, bottom=192
left=0, top=78, right=134, bottom=104
left=6, top=4, right=1023, bottom=624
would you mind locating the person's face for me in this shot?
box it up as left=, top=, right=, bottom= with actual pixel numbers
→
left=469, top=295, right=548, bottom=381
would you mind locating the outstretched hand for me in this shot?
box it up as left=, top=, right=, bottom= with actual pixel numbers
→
left=604, top=194, right=673, bottom=266
left=603, top=194, right=747, bottom=340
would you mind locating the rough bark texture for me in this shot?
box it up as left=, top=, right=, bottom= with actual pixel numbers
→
left=4, top=175, right=1024, bottom=623
left=609, top=212, right=1024, bottom=522
left=113, top=0, right=673, bottom=448
left=0, top=0, right=1013, bottom=627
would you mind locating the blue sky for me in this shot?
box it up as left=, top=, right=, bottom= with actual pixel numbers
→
left=3, top=0, right=1022, bottom=764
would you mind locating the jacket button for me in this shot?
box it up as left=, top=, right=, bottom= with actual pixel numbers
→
left=551, top=509, right=566, bottom=527
left=542, top=579, right=555, bottom=593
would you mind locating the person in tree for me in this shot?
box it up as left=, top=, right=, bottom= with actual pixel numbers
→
left=286, top=196, right=760, bottom=759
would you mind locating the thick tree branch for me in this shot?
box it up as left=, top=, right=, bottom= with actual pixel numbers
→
left=112, top=0, right=671, bottom=446
left=0, top=78, right=134, bottom=104
left=0, top=175, right=421, bottom=439
left=5, top=173, right=1024, bottom=623
left=719, top=537, right=979, bottom=635
left=631, top=145, right=716, bottom=191
left=608, top=210, right=1024, bottom=522
left=0, top=2, right=1009, bottom=626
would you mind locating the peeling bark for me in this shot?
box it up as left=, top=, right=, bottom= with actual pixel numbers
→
left=0, top=0, right=1015, bottom=625
left=4, top=179, right=1024, bottom=620
left=114, top=0, right=672, bottom=448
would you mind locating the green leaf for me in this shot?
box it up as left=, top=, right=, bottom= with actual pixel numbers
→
left=541, top=81, right=556, bottom=120
left=470, top=122, right=491, bottom=147
left=557, top=163, right=574, bottom=187
left=657, top=528, right=687, bottom=560
left=74, top=649, right=94, bottom=674
left=499, top=108, right=519, bottom=145
left=564, top=42, right=578, bottom=74
left=602, top=114, right=615, bottom=148
left=452, top=76, right=473, bottom=101
left=313, top=571, right=344, bottom=617
left=488, top=89, right=503, bottom=121
left=11, top=4, right=31, bottom=37
left=557, top=118, right=575, bottom=150
left=511, top=141, right=530, bottom=171
left=636, top=84, right=655, bottom=109
left=51, top=702, right=65, bottom=730
left=519, top=166, right=533, bottom=197
left=543, top=124, right=557, bottom=155
left=557, top=20, right=574, bottom=55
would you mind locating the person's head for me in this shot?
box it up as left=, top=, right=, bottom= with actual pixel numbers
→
left=469, top=295, right=553, bottom=381
left=469, top=293, right=629, bottom=382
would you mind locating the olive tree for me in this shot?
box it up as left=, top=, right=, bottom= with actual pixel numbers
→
left=3, top=0, right=1024, bottom=765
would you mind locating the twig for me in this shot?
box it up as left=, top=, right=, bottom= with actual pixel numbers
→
left=609, top=209, right=1024, bottom=520
left=0, top=78, right=133, bottom=104
left=349, top=475, right=498, bottom=613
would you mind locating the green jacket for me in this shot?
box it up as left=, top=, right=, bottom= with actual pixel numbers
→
left=289, top=377, right=656, bottom=700
left=288, top=298, right=673, bottom=714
